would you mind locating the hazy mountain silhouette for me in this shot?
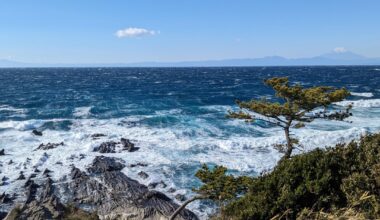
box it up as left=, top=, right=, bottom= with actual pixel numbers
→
left=1, top=51, right=380, bottom=67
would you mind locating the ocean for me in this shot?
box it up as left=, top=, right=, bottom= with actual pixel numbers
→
left=0, top=66, right=380, bottom=216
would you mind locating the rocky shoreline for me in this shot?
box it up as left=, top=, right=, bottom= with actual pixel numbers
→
left=0, top=133, right=199, bottom=220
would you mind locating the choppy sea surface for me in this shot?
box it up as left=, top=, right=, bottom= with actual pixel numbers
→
left=0, top=67, right=380, bottom=216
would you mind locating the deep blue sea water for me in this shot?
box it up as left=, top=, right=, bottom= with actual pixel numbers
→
left=1, top=67, right=380, bottom=216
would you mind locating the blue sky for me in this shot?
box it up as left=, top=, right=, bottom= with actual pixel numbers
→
left=1, top=0, right=380, bottom=63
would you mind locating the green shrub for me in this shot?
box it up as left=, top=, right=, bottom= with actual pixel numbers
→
left=202, top=133, right=380, bottom=219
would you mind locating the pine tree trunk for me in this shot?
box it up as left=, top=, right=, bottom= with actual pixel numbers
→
left=169, top=195, right=206, bottom=220
left=284, top=126, right=292, bottom=158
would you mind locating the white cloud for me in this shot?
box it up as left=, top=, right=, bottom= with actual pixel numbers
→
left=333, top=47, right=347, bottom=53
left=115, top=27, right=157, bottom=38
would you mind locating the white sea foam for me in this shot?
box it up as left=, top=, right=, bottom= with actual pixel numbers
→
left=336, top=99, right=380, bottom=108
left=0, top=105, right=380, bottom=218
left=0, top=105, right=27, bottom=117
left=350, top=92, right=374, bottom=97
left=73, top=107, right=92, bottom=118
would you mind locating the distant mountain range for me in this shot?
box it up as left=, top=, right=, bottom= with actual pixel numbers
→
left=1, top=51, right=380, bottom=67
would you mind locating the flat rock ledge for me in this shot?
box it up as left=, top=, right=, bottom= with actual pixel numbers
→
left=2, top=156, right=198, bottom=220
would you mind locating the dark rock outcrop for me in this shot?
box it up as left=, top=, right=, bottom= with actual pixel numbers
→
left=60, top=156, right=198, bottom=219
left=3, top=156, right=198, bottom=220
left=148, top=181, right=167, bottom=189
left=175, top=194, right=187, bottom=202
left=0, top=149, right=4, bottom=156
left=130, top=162, right=148, bottom=168
left=36, top=142, right=64, bottom=150
left=91, top=133, right=107, bottom=139
left=87, top=156, right=125, bottom=174
left=0, top=193, right=13, bottom=204
left=16, top=172, right=25, bottom=180
left=121, top=138, right=138, bottom=152
left=32, top=129, right=43, bottom=136
left=138, top=171, right=149, bottom=179
left=93, top=141, right=117, bottom=153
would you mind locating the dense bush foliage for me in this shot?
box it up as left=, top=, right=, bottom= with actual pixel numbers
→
left=198, top=133, right=380, bottom=219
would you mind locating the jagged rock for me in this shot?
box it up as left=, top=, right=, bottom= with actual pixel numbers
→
left=148, top=180, right=167, bottom=189
left=60, top=156, right=198, bottom=220
left=34, top=168, right=41, bottom=173
left=175, top=194, right=187, bottom=202
left=32, top=129, right=43, bottom=136
left=4, top=156, right=197, bottom=220
left=0, top=193, right=13, bottom=204
left=24, top=177, right=34, bottom=187
left=36, top=142, right=64, bottom=150
left=79, top=153, right=86, bottom=160
left=43, top=168, right=52, bottom=175
left=0, top=149, right=4, bottom=156
left=168, top=188, right=176, bottom=193
left=91, top=133, right=106, bottom=139
left=17, top=172, right=25, bottom=180
left=6, top=178, right=71, bottom=220
left=138, top=171, right=149, bottom=179
left=93, top=141, right=117, bottom=153
left=87, top=156, right=125, bottom=174
left=70, top=166, right=88, bottom=179
left=121, top=138, right=138, bottom=152
left=25, top=180, right=39, bottom=204
left=2, top=176, right=8, bottom=181
left=43, top=168, right=52, bottom=177
left=8, top=160, right=13, bottom=165
left=129, top=162, right=148, bottom=168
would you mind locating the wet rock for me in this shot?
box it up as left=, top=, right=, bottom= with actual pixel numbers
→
left=17, top=171, right=25, bottom=180
left=168, top=187, right=176, bottom=193
left=34, top=168, right=41, bottom=173
left=8, top=160, right=13, bottom=165
left=36, top=142, right=64, bottom=150
left=129, top=162, right=148, bottom=168
left=121, top=138, right=138, bottom=152
left=70, top=166, right=88, bottom=179
left=8, top=178, right=67, bottom=219
left=138, top=171, right=149, bottom=179
left=93, top=141, right=117, bottom=153
left=24, top=177, right=34, bottom=187
left=87, top=156, right=125, bottom=174
left=32, top=129, right=43, bottom=136
left=25, top=180, right=39, bottom=204
left=79, top=153, right=86, bottom=160
left=0, top=192, right=13, bottom=204
left=0, top=149, right=4, bottom=156
left=2, top=176, right=8, bottom=182
left=148, top=181, right=167, bottom=189
left=43, top=168, right=52, bottom=177
left=175, top=194, right=187, bottom=202
left=91, top=133, right=106, bottom=139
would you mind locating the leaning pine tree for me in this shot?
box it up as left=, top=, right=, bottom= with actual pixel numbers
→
left=228, top=77, right=352, bottom=159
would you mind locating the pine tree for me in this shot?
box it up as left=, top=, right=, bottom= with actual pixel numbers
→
left=228, top=77, right=351, bottom=159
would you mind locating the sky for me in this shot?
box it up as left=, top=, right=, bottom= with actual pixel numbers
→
left=1, top=0, right=380, bottom=64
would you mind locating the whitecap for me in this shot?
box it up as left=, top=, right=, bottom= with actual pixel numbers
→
left=73, top=107, right=92, bottom=118
left=351, top=92, right=374, bottom=97
left=335, top=99, right=380, bottom=108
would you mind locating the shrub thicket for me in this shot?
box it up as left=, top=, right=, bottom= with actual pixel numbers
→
left=199, top=133, right=380, bottom=220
